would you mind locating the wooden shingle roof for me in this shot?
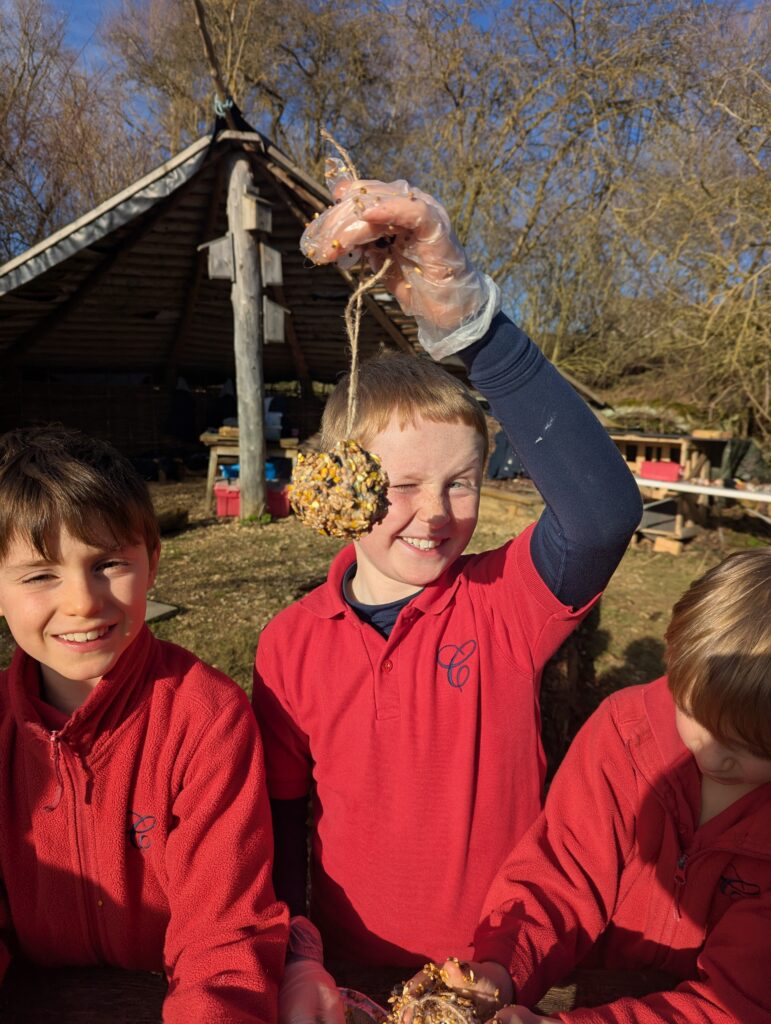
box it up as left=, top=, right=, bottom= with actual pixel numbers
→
left=0, top=130, right=418, bottom=390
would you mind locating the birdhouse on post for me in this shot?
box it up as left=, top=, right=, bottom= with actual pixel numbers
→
left=260, top=243, right=287, bottom=345
left=243, top=187, right=273, bottom=232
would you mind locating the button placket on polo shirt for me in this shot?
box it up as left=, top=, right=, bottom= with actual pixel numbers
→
left=369, top=608, right=422, bottom=720
left=370, top=638, right=401, bottom=719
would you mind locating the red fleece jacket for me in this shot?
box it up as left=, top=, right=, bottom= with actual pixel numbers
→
left=0, top=626, right=288, bottom=1023
left=474, top=677, right=771, bottom=1024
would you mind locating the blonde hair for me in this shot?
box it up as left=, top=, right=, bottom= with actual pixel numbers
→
left=666, top=548, right=771, bottom=757
left=320, top=352, right=489, bottom=458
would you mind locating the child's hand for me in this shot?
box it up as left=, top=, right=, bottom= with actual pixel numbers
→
left=493, top=1007, right=553, bottom=1024
left=300, top=180, right=500, bottom=359
left=397, top=959, right=513, bottom=1024
left=278, top=958, right=345, bottom=1024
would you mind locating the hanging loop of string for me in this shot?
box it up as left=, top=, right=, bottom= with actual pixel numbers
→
left=343, top=259, right=392, bottom=438
left=320, top=128, right=394, bottom=439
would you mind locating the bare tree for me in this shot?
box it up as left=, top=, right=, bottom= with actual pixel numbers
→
left=2, top=0, right=768, bottom=450
left=0, top=0, right=155, bottom=257
left=104, top=0, right=403, bottom=177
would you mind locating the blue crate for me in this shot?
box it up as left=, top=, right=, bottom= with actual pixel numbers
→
left=220, top=461, right=280, bottom=481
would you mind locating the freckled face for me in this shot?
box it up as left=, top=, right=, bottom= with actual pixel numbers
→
left=351, top=416, right=485, bottom=605
left=675, top=707, right=771, bottom=788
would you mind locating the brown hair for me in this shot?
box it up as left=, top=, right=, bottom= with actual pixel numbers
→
left=665, top=548, right=771, bottom=757
left=0, top=426, right=160, bottom=561
left=320, top=352, right=489, bottom=458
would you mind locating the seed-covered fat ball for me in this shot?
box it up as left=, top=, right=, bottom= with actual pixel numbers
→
left=289, top=439, right=390, bottom=538
left=386, top=961, right=486, bottom=1024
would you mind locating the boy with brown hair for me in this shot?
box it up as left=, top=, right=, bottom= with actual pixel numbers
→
left=251, top=178, right=642, bottom=1021
left=0, top=426, right=287, bottom=1023
left=428, top=547, right=771, bottom=1023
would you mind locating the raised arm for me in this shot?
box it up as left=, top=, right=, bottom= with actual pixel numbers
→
left=301, top=178, right=641, bottom=608
left=458, top=316, right=641, bottom=607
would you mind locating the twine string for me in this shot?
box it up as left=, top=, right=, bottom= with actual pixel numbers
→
left=343, top=258, right=392, bottom=437
left=320, top=128, right=394, bottom=440
left=320, top=127, right=359, bottom=180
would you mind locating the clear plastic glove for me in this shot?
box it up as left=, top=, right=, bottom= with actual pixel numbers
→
left=300, top=177, right=500, bottom=360
left=398, top=959, right=513, bottom=1024
left=279, top=958, right=345, bottom=1024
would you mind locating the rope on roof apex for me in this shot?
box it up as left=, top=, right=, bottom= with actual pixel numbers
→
left=214, top=95, right=234, bottom=118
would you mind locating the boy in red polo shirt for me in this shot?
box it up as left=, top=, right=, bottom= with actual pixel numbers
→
left=0, top=427, right=287, bottom=1022
left=251, top=178, right=642, bottom=1020
left=422, top=548, right=771, bottom=1024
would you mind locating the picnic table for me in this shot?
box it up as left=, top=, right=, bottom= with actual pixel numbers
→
left=200, top=429, right=301, bottom=510
left=0, top=959, right=675, bottom=1021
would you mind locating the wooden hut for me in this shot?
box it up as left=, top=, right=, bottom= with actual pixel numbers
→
left=0, top=129, right=418, bottom=457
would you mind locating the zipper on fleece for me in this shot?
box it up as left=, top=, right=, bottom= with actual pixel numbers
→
left=673, top=854, right=687, bottom=919
left=672, top=837, right=771, bottom=921
left=42, top=732, right=105, bottom=960
left=43, top=731, right=65, bottom=811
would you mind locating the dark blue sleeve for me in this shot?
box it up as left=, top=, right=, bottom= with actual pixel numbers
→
left=459, top=312, right=642, bottom=608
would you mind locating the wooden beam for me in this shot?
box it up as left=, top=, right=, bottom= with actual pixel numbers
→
left=227, top=153, right=266, bottom=519
left=260, top=157, right=328, bottom=216
left=259, top=154, right=416, bottom=357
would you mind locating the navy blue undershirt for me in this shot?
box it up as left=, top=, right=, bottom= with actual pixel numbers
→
left=343, top=564, right=414, bottom=638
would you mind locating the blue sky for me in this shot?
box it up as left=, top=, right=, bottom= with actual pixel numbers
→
left=56, top=0, right=116, bottom=59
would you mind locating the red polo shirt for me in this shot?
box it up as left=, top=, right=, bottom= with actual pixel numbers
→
left=253, top=525, right=597, bottom=966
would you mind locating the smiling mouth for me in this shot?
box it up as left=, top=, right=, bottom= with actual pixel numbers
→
left=56, top=626, right=112, bottom=644
left=401, top=537, right=441, bottom=551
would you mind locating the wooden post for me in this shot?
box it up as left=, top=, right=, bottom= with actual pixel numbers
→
left=226, top=153, right=265, bottom=518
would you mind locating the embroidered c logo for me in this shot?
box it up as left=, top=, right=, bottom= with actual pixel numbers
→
left=128, top=811, right=157, bottom=850
left=437, top=640, right=477, bottom=690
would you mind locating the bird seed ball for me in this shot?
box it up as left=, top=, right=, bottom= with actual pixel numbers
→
left=289, top=439, right=390, bottom=538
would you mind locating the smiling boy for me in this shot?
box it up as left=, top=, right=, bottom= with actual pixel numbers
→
left=0, top=526, right=158, bottom=715
left=252, top=177, right=642, bottom=1021
left=427, top=548, right=771, bottom=1024
left=334, top=388, right=487, bottom=603
left=0, top=427, right=287, bottom=1022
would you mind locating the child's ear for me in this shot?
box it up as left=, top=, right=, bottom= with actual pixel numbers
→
left=147, top=544, right=161, bottom=589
